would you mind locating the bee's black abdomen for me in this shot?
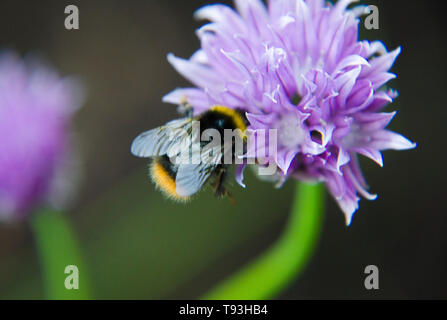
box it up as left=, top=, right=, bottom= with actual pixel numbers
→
left=155, top=155, right=178, bottom=180
left=149, top=156, right=190, bottom=201
left=198, top=106, right=248, bottom=136
left=199, top=111, right=234, bottom=135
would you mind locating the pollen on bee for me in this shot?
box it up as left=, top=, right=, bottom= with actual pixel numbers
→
left=149, top=160, right=190, bottom=202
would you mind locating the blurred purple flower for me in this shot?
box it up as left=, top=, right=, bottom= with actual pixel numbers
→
left=163, top=0, right=416, bottom=225
left=0, top=52, right=83, bottom=220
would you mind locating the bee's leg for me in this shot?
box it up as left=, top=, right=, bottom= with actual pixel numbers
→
left=226, top=191, right=236, bottom=205
left=212, top=168, right=236, bottom=205
left=212, top=168, right=225, bottom=196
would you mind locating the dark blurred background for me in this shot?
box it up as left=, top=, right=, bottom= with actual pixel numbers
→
left=0, top=0, right=445, bottom=299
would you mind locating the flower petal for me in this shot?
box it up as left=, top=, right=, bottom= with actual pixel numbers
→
left=167, top=53, right=224, bottom=89
left=276, top=149, right=298, bottom=174
left=370, top=130, right=417, bottom=151
left=162, top=88, right=211, bottom=113
left=235, top=163, right=247, bottom=188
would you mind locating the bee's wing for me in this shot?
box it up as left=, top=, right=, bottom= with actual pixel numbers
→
left=175, top=141, right=229, bottom=197
left=131, top=118, right=193, bottom=158
left=175, top=163, right=215, bottom=197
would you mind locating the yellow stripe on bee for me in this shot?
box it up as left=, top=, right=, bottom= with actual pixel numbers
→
left=210, top=106, right=247, bottom=137
left=150, top=160, right=189, bottom=202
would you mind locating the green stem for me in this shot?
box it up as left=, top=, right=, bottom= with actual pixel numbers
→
left=203, top=182, right=324, bottom=300
left=31, top=208, right=91, bottom=300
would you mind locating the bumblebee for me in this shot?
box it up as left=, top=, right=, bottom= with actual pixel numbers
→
left=131, top=106, right=248, bottom=201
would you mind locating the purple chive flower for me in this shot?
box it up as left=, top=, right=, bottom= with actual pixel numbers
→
left=162, top=0, right=415, bottom=225
left=0, top=52, right=83, bottom=221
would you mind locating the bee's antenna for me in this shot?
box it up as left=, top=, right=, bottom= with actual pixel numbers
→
left=178, top=97, right=194, bottom=118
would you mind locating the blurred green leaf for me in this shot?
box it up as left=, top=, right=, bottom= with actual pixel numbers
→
left=3, top=167, right=296, bottom=299
left=31, top=209, right=91, bottom=300
left=203, top=182, right=324, bottom=300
